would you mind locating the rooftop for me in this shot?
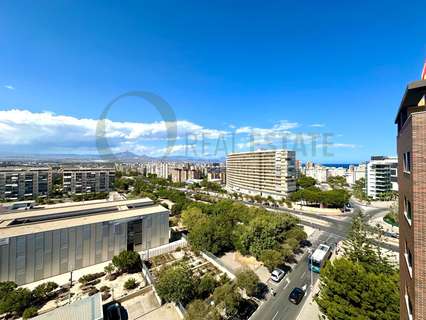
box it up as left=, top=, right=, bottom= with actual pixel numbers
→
left=33, top=293, right=103, bottom=320
left=394, top=79, right=426, bottom=123
left=0, top=198, right=168, bottom=238
left=227, top=149, right=294, bottom=156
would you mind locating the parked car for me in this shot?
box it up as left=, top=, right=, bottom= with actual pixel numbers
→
left=104, top=302, right=126, bottom=320
left=270, top=268, right=286, bottom=282
left=289, top=287, right=305, bottom=305
left=384, top=231, right=399, bottom=239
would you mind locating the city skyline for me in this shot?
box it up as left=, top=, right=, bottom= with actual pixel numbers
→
left=1, top=1, right=426, bottom=163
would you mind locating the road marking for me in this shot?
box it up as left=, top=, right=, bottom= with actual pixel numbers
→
left=301, top=271, right=306, bottom=279
left=272, top=311, right=279, bottom=320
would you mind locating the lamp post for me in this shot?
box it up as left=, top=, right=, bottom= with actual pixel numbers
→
left=68, top=270, right=73, bottom=305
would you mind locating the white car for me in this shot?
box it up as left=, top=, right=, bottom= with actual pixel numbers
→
left=270, top=268, right=286, bottom=282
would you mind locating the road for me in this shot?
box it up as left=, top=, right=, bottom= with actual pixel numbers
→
left=178, top=188, right=398, bottom=319
left=250, top=230, right=341, bottom=320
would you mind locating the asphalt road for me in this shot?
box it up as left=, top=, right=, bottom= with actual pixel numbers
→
left=250, top=231, right=341, bottom=320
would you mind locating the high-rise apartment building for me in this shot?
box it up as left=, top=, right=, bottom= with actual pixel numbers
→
left=0, top=167, right=52, bottom=200
left=395, top=78, right=426, bottom=320
left=170, top=165, right=202, bottom=183
left=226, top=149, right=296, bottom=199
left=366, top=156, right=398, bottom=199
left=62, top=167, right=115, bottom=194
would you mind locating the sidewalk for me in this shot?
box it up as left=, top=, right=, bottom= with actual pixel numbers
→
left=297, top=282, right=320, bottom=320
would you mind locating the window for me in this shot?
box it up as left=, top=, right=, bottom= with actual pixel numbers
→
left=404, top=197, right=412, bottom=225
left=405, top=242, right=413, bottom=278
left=403, top=152, right=411, bottom=173
left=405, top=287, right=413, bottom=320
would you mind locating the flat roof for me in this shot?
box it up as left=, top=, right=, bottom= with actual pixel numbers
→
left=311, top=244, right=330, bottom=262
left=227, top=149, right=293, bottom=156
left=2, top=198, right=153, bottom=220
left=0, top=167, right=51, bottom=172
left=394, top=79, right=426, bottom=123
left=0, top=198, right=167, bottom=238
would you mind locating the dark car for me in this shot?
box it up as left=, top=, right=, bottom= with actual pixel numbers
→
left=289, top=287, right=305, bottom=305
left=103, top=301, right=128, bottom=320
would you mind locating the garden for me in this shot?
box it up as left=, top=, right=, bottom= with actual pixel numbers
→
left=0, top=250, right=146, bottom=319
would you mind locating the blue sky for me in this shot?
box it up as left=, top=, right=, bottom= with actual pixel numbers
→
left=0, top=1, right=425, bottom=163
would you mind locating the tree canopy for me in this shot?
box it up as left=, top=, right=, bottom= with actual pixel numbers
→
left=352, top=178, right=368, bottom=201
left=185, top=300, right=221, bottom=320
left=289, top=188, right=350, bottom=208
left=112, top=250, right=142, bottom=273
left=213, top=283, right=242, bottom=317
left=316, top=212, right=399, bottom=319
left=181, top=200, right=305, bottom=268
left=327, top=176, right=348, bottom=189
left=155, top=262, right=196, bottom=304
left=297, top=175, right=317, bottom=189
left=236, top=269, right=260, bottom=297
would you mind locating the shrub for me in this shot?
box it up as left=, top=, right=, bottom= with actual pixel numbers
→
left=236, top=269, right=260, bottom=296
left=112, top=251, right=142, bottom=273
left=101, top=292, right=111, bottom=301
left=88, top=288, right=99, bottom=296
left=100, top=286, right=110, bottom=293
left=196, top=275, right=217, bottom=299
left=0, top=286, right=32, bottom=316
left=124, top=278, right=138, bottom=290
left=78, top=272, right=105, bottom=284
left=32, top=281, right=58, bottom=302
left=22, top=307, right=38, bottom=319
left=104, top=263, right=115, bottom=275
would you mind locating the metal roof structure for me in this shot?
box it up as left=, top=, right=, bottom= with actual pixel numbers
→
left=33, top=293, right=103, bottom=320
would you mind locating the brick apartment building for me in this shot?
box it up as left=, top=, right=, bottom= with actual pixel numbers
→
left=395, top=77, right=426, bottom=320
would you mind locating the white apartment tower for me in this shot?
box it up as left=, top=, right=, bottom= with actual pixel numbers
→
left=367, top=156, right=398, bottom=199
left=226, top=149, right=296, bottom=199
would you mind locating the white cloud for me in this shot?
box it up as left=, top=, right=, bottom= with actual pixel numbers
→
left=317, top=143, right=357, bottom=149
left=3, top=85, right=15, bottom=90
left=0, top=109, right=228, bottom=155
left=309, top=123, right=325, bottom=128
left=236, top=120, right=299, bottom=136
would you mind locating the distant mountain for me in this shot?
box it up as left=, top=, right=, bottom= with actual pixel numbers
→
left=0, top=151, right=225, bottom=163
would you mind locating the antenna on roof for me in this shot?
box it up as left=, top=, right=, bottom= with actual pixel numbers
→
left=422, top=60, right=426, bottom=80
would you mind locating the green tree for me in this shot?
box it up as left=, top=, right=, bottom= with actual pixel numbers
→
left=112, top=250, right=142, bottom=273
left=32, top=282, right=58, bottom=302
left=196, top=275, right=218, bottom=299
left=236, top=269, right=259, bottom=296
left=260, top=249, right=283, bottom=271
left=0, top=287, right=32, bottom=316
left=297, top=175, right=317, bottom=189
left=327, top=176, right=348, bottom=189
left=104, top=263, right=115, bottom=278
left=316, top=212, right=399, bottom=320
left=213, top=283, right=242, bottom=317
left=22, top=306, right=38, bottom=319
left=316, top=258, right=399, bottom=320
left=343, top=212, right=394, bottom=274
left=185, top=300, right=221, bottom=320
left=353, top=178, right=368, bottom=201
left=156, top=262, right=195, bottom=304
